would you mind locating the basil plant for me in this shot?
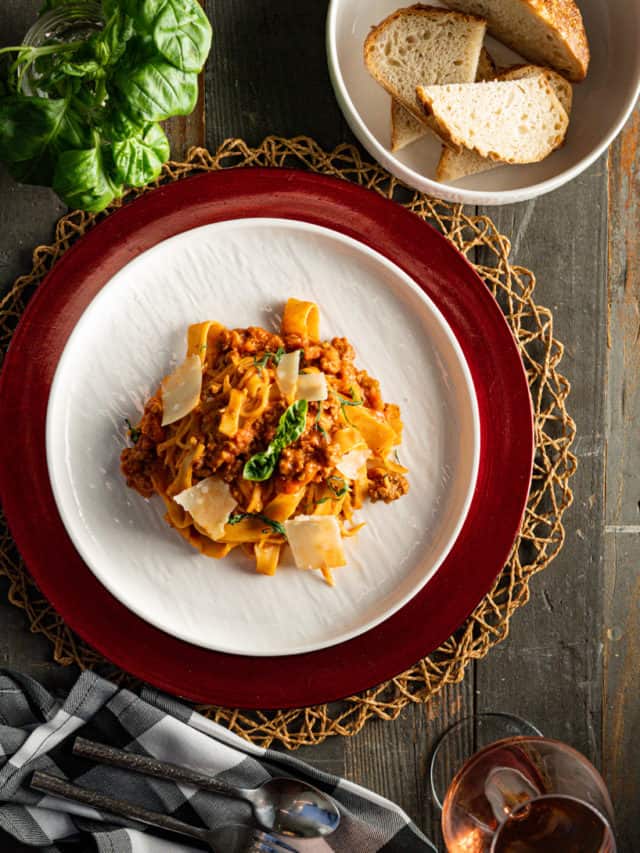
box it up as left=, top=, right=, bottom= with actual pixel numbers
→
left=0, top=0, right=212, bottom=211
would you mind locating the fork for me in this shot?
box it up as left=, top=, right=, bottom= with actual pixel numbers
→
left=31, top=771, right=299, bottom=852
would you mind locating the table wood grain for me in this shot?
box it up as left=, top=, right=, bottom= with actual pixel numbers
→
left=1, top=2, right=638, bottom=850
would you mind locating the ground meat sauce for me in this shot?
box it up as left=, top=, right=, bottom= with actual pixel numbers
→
left=121, top=324, right=408, bottom=511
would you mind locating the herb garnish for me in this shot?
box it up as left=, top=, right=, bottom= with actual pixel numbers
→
left=0, top=0, right=212, bottom=211
left=326, top=475, right=348, bottom=498
left=243, top=399, right=308, bottom=481
left=228, top=512, right=286, bottom=538
left=125, top=418, right=141, bottom=443
left=336, top=387, right=363, bottom=425
left=314, top=402, right=328, bottom=440
left=252, top=346, right=286, bottom=376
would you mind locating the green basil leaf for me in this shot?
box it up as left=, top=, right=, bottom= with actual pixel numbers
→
left=0, top=96, right=66, bottom=163
left=274, top=399, right=308, bottom=450
left=91, top=8, right=135, bottom=68
left=0, top=95, right=90, bottom=185
left=116, top=57, right=198, bottom=122
left=111, top=122, right=169, bottom=186
left=243, top=400, right=308, bottom=482
left=154, top=0, right=212, bottom=72
left=102, top=101, right=145, bottom=141
left=59, top=58, right=101, bottom=78
left=243, top=448, right=277, bottom=483
left=53, top=145, right=121, bottom=212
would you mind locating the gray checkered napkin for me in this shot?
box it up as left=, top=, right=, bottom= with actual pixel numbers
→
left=0, top=670, right=436, bottom=852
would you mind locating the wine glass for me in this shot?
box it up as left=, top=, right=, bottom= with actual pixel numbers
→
left=429, top=715, right=616, bottom=852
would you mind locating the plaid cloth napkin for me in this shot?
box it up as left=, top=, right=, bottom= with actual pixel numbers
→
left=0, top=670, right=436, bottom=852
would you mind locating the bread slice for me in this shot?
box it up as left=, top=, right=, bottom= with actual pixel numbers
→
left=440, top=0, right=589, bottom=82
left=417, top=76, right=569, bottom=164
left=364, top=3, right=487, bottom=141
left=391, top=47, right=496, bottom=152
left=437, top=65, right=572, bottom=181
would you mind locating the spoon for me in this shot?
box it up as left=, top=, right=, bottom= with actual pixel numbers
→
left=72, top=736, right=340, bottom=838
left=31, top=772, right=298, bottom=852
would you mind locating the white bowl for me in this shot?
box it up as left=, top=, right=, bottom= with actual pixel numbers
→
left=326, top=0, right=640, bottom=205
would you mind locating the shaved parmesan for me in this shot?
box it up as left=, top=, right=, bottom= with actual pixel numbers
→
left=276, top=350, right=300, bottom=399
left=161, top=355, right=202, bottom=426
left=336, top=448, right=371, bottom=480
left=174, top=477, right=236, bottom=541
left=284, top=515, right=346, bottom=571
left=295, top=372, right=328, bottom=402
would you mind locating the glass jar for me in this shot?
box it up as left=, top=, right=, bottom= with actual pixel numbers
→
left=21, top=2, right=104, bottom=97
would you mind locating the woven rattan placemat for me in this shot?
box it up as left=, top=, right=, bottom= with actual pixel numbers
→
left=0, top=137, right=576, bottom=749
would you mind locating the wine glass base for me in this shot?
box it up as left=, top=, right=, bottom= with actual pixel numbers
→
left=429, top=712, right=542, bottom=809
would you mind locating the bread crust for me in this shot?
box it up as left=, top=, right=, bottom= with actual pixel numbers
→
left=441, top=0, right=590, bottom=81
left=519, top=0, right=589, bottom=81
left=364, top=4, right=487, bottom=115
left=417, top=77, right=569, bottom=163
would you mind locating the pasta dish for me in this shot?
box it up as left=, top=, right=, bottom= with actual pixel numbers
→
left=121, top=298, right=408, bottom=584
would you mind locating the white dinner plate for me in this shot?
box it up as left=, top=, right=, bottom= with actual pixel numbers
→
left=46, top=217, right=480, bottom=656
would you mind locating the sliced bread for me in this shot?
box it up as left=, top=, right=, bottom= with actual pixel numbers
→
left=437, top=65, right=572, bottom=181
left=364, top=3, right=487, bottom=134
left=416, top=76, right=569, bottom=164
left=391, top=47, right=496, bottom=152
left=440, top=0, right=589, bottom=82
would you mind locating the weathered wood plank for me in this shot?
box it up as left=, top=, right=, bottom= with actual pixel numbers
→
left=603, top=533, right=640, bottom=852
left=163, top=0, right=207, bottom=157
left=164, top=76, right=207, bottom=158
left=604, top=104, right=640, bottom=853
left=203, top=1, right=348, bottom=150
left=344, top=682, right=474, bottom=847
left=475, top=159, right=609, bottom=763
left=606, top=109, right=640, bottom=526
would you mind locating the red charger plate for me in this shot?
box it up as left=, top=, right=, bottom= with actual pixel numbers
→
left=0, top=169, right=533, bottom=709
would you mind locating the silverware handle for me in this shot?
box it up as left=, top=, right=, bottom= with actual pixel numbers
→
left=31, top=771, right=209, bottom=843
left=73, top=736, right=240, bottom=800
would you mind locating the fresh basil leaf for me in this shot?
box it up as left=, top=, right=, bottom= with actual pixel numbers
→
left=0, top=96, right=66, bottom=162
left=59, top=58, right=101, bottom=78
left=243, top=399, right=308, bottom=482
left=53, top=145, right=121, bottom=212
left=243, top=448, right=277, bottom=483
left=111, top=122, right=169, bottom=186
left=228, top=513, right=287, bottom=538
left=102, top=100, right=145, bottom=141
left=0, top=95, right=90, bottom=185
left=91, top=8, right=135, bottom=68
left=152, top=0, right=212, bottom=73
left=276, top=399, right=308, bottom=449
left=116, top=57, right=198, bottom=121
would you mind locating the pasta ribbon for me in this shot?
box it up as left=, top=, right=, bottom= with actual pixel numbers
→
left=281, top=298, right=320, bottom=341
left=219, top=388, right=247, bottom=437
left=255, top=541, right=281, bottom=576
left=187, top=321, right=223, bottom=363
left=342, top=406, right=397, bottom=458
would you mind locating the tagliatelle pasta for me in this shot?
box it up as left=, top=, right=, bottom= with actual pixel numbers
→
left=120, top=298, right=409, bottom=585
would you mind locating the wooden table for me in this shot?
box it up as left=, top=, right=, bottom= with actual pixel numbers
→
left=1, top=3, right=638, bottom=850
